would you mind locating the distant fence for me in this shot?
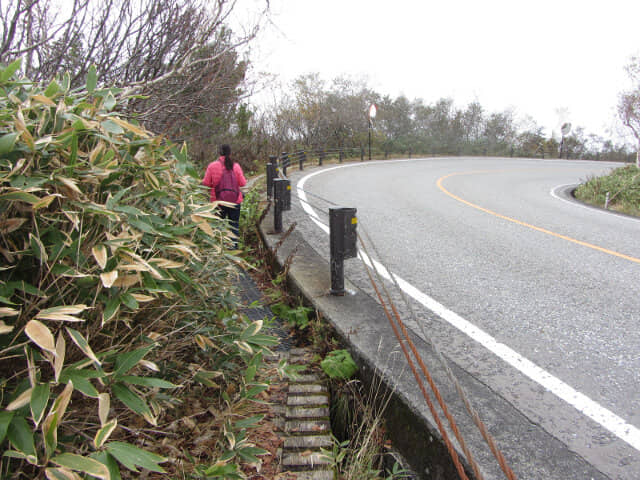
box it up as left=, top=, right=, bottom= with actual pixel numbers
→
left=270, top=147, right=419, bottom=176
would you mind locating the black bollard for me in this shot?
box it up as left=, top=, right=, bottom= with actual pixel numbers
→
left=329, top=207, right=358, bottom=295
left=273, top=178, right=291, bottom=233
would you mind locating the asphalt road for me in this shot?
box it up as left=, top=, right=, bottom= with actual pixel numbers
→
left=285, top=156, right=640, bottom=479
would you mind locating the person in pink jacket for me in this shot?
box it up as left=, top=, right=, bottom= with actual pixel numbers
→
left=202, top=144, right=247, bottom=248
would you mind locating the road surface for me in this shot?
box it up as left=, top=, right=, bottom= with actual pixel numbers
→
left=285, top=156, right=640, bottom=479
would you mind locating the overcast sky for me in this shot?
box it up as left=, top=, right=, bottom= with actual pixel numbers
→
left=245, top=0, right=640, bottom=141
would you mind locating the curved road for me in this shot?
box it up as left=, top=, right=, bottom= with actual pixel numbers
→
left=286, top=157, right=640, bottom=479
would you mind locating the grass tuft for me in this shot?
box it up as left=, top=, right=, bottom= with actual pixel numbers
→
left=575, top=165, right=640, bottom=216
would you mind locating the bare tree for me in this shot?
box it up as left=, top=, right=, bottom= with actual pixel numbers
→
left=1, top=0, right=269, bottom=152
left=618, top=56, right=640, bottom=167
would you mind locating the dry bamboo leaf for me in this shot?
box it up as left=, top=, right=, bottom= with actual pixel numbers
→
left=110, top=117, right=149, bottom=137
left=32, top=94, right=56, bottom=106
left=57, top=177, right=82, bottom=195
left=122, top=251, right=163, bottom=279
left=34, top=313, right=84, bottom=322
left=0, top=218, right=27, bottom=234
left=0, top=320, right=13, bottom=334
left=92, top=245, right=108, bottom=270
left=88, top=142, right=104, bottom=164
left=25, top=320, right=56, bottom=354
left=98, top=393, right=110, bottom=427
left=168, top=244, right=201, bottom=260
left=100, top=270, right=118, bottom=288
left=45, top=467, right=82, bottom=480
left=130, top=294, right=155, bottom=303
left=33, top=194, right=62, bottom=210
left=6, top=387, right=33, bottom=411
left=63, top=210, right=80, bottom=230
left=42, top=305, right=89, bottom=315
left=112, top=273, right=140, bottom=288
left=195, top=220, right=215, bottom=238
left=36, top=305, right=89, bottom=323
left=54, top=332, right=65, bottom=383
left=139, top=360, right=159, bottom=372
left=0, top=307, right=20, bottom=318
left=149, top=259, right=183, bottom=269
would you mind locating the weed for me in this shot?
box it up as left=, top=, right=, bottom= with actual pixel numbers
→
left=575, top=165, right=640, bottom=216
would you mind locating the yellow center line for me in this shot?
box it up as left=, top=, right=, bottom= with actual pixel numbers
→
left=437, top=171, right=640, bottom=265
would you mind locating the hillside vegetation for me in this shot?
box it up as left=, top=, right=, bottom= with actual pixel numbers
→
left=574, top=165, right=640, bottom=216
left=0, top=61, right=283, bottom=479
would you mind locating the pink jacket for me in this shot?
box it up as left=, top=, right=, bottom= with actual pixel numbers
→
left=202, top=157, right=247, bottom=203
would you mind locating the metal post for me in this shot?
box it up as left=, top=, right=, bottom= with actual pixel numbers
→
left=361, top=146, right=364, bottom=161
left=319, top=150, right=324, bottom=166
left=299, top=150, right=306, bottom=170
left=273, top=178, right=290, bottom=233
left=281, top=152, right=289, bottom=177
left=329, top=207, right=357, bottom=296
left=339, top=150, right=343, bottom=163
left=368, top=121, right=372, bottom=161
left=266, top=155, right=277, bottom=200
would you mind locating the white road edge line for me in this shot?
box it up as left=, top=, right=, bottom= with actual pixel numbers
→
left=297, top=162, right=640, bottom=453
left=551, top=183, right=640, bottom=224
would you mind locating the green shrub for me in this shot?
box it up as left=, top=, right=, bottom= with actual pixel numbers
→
left=575, top=165, right=640, bottom=216
left=0, top=61, right=274, bottom=478
left=321, top=349, right=358, bottom=380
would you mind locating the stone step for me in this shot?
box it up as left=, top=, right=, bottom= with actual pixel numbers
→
left=286, top=406, right=330, bottom=419
left=283, top=434, right=333, bottom=450
left=286, top=419, right=331, bottom=434
left=283, top=471, right=334, bottom=480
left=287, top=394, right=329, bottom=407
left=289, top=383, right=328, bottom=395
left=281, top=451, right=332, bottom=470
left=290, top=374, right=324, bottom=383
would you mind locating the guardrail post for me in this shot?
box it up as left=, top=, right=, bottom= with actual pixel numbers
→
left=339, top=150, right=343, bottom=163
left=273, top=178, right=291, bottom=233
left=281, top=152, right=289, bottom=177
left=319, top=149, right=325, bottom=166
left=266, top=155, right=277, bottom=200
left=299, top=150, right=306, bottom=170
left=329, top=207, right=358, bottom=296
left=361, top=146, right=365, bottom=161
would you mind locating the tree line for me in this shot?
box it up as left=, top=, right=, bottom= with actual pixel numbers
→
left=253, top=73, right=634, bottom=164
left=1, top=0, right=638, bottom=171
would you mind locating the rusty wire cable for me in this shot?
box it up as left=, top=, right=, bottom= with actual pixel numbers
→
left=357, top=231, right=482, bottom=480
left=358, top=242, right=471, bottom=480
left=358, top=225, right=518, bottom=480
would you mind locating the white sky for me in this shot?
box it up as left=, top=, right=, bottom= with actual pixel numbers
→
left=245, top=0, right=640, bottom=141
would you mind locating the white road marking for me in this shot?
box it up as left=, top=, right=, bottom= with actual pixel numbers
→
left=551, top=184, right=640, bottom=224
left=297, top=162, right=640, bottom=452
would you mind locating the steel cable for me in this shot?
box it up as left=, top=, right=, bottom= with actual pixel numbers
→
left=358, top=225, right=517, bottom=480
left=357, top=230, right=483, bottom=480
left=357, top=233, right=471, bottom=480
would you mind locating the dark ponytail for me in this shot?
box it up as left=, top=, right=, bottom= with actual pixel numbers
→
left=219, top=144, right=233, bottom=170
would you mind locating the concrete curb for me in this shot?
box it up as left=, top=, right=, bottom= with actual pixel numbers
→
left=259, top=197, right=610, bottom=480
